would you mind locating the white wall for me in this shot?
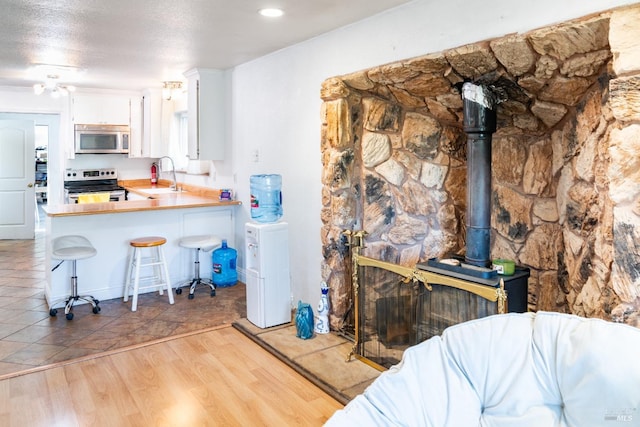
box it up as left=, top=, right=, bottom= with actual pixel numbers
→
left=230, top=0, right=639, bottom=307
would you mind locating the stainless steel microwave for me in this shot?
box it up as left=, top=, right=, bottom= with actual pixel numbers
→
left=74, top=124, right=130, bottom=154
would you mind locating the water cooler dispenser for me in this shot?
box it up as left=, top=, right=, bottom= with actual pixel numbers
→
left=245, top=222, right=291, bottom=328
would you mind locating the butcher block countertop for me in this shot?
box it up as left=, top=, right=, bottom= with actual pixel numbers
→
left=44, top=179, right=240, bottom=217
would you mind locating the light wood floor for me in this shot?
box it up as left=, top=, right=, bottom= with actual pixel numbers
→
left=0, top=325, right=343, bottom=426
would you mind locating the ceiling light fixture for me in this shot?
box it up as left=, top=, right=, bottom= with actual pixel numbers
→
left=162, top=81, right=183, bottom=101
left=33, top=74, right=76, bottom=98
left=258, top=8, right=284, bottom=17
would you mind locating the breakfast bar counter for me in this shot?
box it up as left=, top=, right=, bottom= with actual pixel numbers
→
left=44, top=195, right=241, bottom=216
left=46, top=180, right=241, bottom=217
left=43, top=190, right=241, bottom=311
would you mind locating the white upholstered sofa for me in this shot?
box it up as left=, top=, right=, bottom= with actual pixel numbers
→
left=326, top=311, right=640, bottom=426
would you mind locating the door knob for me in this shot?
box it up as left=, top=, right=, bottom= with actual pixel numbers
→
left=28, top=183, right=33, bottom=188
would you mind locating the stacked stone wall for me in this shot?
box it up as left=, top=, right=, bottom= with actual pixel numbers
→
left=321, top=4, right=640, bottom=329
left=606, top=6, right=640, bottom=326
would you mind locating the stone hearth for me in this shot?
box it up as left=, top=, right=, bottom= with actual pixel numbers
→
left=320, top=4, right=640, bottom=329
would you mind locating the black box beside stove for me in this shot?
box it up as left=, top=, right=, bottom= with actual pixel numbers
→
left=416, top=257, right=530, bottom=313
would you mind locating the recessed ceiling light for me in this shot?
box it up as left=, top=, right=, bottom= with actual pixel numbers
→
left=258, top=8, right=284, bottom=18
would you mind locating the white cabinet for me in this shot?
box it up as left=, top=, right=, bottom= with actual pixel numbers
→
left=71, top=93, right=131, bottom=125
left=128, top=89, right=167, bottom=158
left=142, top=89, right=163, bottom=158
left=129, top=89, right=162, bottom=158
left=129, top=96, right=143, bottom=158
left=184, top=68, right=225, bottom=161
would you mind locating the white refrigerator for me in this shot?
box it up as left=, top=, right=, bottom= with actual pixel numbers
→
left=245, top=222, right=291, bottom=328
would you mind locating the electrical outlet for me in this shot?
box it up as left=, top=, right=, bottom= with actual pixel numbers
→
left=252, top=149, right=260, bottom=162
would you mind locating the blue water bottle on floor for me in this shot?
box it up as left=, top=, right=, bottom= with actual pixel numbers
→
left=212, top=240, right=237, bottom=287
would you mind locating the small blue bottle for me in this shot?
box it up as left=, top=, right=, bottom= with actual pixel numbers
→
left=211, top=240, right=237, bottom=287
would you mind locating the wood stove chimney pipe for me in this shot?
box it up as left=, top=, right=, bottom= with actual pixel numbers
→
left=462, top=82, right=498, bottom=267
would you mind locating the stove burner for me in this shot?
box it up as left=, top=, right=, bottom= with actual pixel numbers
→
left=65, top=184, right=126, bottom=194
left=63, top=168, right=127, bottom=203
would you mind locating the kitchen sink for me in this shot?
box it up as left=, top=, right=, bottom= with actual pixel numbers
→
left=137, top=187, right=187, bottom=195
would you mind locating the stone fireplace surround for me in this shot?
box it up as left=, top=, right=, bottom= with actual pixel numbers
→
left=320, top=4, right=640, bottom=329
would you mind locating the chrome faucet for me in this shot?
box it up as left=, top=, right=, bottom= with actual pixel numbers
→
left=158, top=156, right=178, bottom=191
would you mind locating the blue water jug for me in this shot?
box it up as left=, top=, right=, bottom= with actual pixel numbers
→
left=211, top=240, right=237, bottom=287
left=250, top=174, right=283, bottom=223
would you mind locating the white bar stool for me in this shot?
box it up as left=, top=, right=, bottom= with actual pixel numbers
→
left=175, top=235, right=221, bottom=299
left=49, top=235, right=101, bottom=320
left=123, top=236, right=174, bottom=311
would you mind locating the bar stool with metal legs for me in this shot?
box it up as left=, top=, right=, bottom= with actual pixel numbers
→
left=49, top=235, right=101, bottom=320
left=123, top=236, right=175, bottom=311
left=175, top=235, right=221, bottom=299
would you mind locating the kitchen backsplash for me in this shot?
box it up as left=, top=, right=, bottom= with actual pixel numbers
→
left=68, top=155, right=234, bottom=189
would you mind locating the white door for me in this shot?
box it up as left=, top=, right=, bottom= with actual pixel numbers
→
left=0, top=120, right=35, bottom=239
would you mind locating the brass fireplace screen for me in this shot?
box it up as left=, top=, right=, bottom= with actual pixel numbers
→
left=343, top=230, right=507, bottom=370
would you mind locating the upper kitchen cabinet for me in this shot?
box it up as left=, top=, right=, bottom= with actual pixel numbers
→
left=142, top=88, right=166, bottom=158
left=70, top=93, right=131, bottom=125
left=128, top=95, right=144, bottom=158
left=184, top=68, right=225, bottom=161
left=129, top=88, right=167, bottom=158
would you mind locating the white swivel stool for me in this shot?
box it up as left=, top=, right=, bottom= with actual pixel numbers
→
left=175, top=235, right=221, bottom=299
left=50, top=235, right=101, bottom=320
left=123, top=236, right=174, bottom=311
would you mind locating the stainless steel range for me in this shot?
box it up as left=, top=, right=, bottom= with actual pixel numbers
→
left=64, top=168, right=127, bottom=204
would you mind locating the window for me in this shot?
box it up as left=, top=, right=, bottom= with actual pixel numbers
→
left=35, top=124, right=49, bottom=149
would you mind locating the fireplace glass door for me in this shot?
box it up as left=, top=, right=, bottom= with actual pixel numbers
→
left=353, top=257, right=502, bottom=370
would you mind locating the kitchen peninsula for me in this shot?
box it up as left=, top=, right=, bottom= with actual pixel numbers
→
left=44, top=184, right=241, bottom=311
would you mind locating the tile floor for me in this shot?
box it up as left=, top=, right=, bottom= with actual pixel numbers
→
left=0, top=218, right=246, bottom=377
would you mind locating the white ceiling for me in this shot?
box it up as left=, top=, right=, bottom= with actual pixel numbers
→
left=0, top=0, right=413, bottom=92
